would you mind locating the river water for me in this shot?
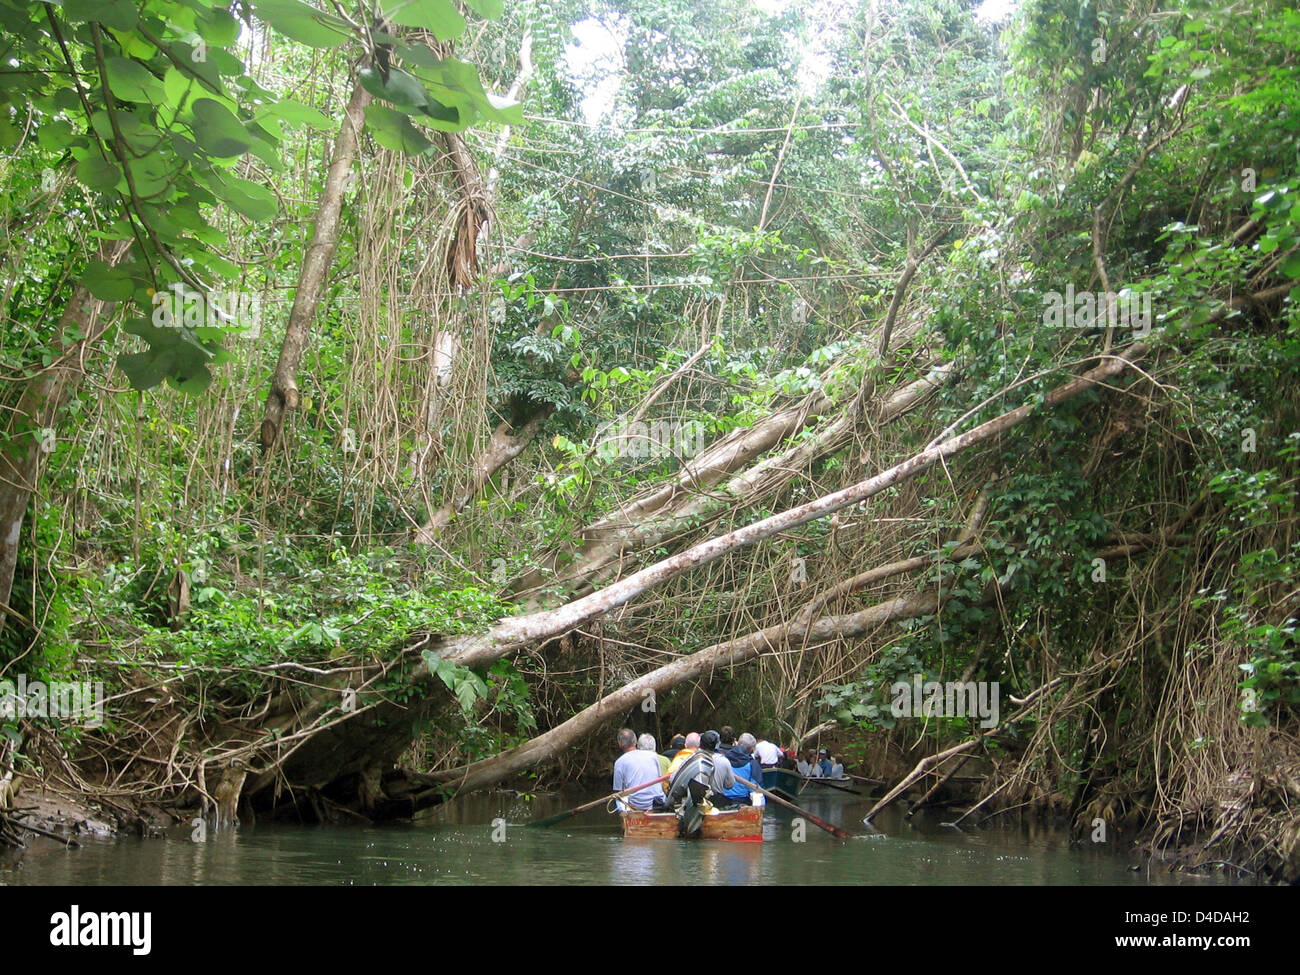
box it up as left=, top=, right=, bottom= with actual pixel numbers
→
left=1, top=789, right=1240, bottom=886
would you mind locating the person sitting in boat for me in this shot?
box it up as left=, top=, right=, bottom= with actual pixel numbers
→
left=666, top=731, right=701, bottom=778
left=818, top=749, right=836, bottom=777
left=797, top=750, right=820, bottom=776
left=613, top=728, right=665, bottom=811
left=719, top=732, right=764, bottom=805
left=661, top=733, right=686, bottom=763
left=659, top=730, right=735, bottom=811
left=754, top=734, right=784, bottom=767
left=638, top=732, right=670, bottom=777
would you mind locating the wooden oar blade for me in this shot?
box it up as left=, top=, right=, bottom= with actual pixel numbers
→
left=526, top=808, right=578, bottom=828
left=527, top=772, right=669, bottom=828
left=737, top=775, right=852, bottom=839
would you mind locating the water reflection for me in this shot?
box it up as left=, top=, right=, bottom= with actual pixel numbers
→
left=0, top=787, right=1244, bottom=886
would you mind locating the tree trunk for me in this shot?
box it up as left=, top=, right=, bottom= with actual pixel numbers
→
left=260, top=78, right=372, bottom=452
left=413, top=406, right=553, bottom=542
left=398, top=344, right=1142, bottom=676
left=406, top=588, right=946, bottom=805
left=507, top=364, right=949, bottom=604
left=0, top=239, right=131, bottom=635
left=457, top=341, right=1152, bottom=671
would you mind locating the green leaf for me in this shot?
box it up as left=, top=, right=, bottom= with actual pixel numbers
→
left=1281, top=253, right=1300, bottom=279
left=263, top=98, right=333, bottom=130
left=381, top=0, right=466, bottom=41
left=205, top=173, right=278, bottom=221
left=363, top=104, right=434, bottom=154
left=252, top=0, right=351, bottom=48
left=162, top=66, right=199, bottom=118
left=117, top=323, right=218, bottom=394
left=116, top=350, right=170, bottom=390
left=104, top=57, right=160, bottom=103
left=463, top=0, right=504, bottom=18
left=410, top=57, right=520, bottom=125
left=359, top=66, right=430, bottom=111
left=81, top=261, right=134, bottom=301
left=197, top=7, right=241, bottom=46
left=64, top=0, right=138, bottom=30
left=191, top=98, right=254, bottom=157
left=75, top=156, right=122, bottom=192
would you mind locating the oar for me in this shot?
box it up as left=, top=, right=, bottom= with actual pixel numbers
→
left=527, top=774, right=669, bottom=828
left=735, top=775, right=852, bottom=839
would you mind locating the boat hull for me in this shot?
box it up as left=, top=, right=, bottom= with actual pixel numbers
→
left=760, top=766, right=806, bottom=801
left=621, top=803, right=763, bottom=841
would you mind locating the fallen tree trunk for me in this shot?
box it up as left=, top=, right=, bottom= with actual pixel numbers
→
left=397, top=588, right=948, bottom=810
left=438, top=343, right=1149, bottom=670
left=508, top=363, right=951, bottom=604
left=433, top=515, right=1172, bottom=805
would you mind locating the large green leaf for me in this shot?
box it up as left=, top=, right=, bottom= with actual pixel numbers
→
left=126, top=153, right=179, bottom=199
left=381, top=0, right=465, bottom=42
left=191, top=98, right=254, bottom=157
left=63, top=0, right=138, bottom=30
left=75, top=156, right=122, bottom=193
left=363, top=104, right=435, bottom=154
left=253, top=0, right=351, bottom=48
left=263, top=98, right=333, bottom=131
left=204, top=173, right=278, bottom=221
left=118, top=320, right=219, bottom=394
left=196, top=6, right=241, bottom=46
left=409, top=57, right=522, bottom=125
left=104, top=57, right=160, bottom=103
left=359, top=66, right=430, bottom=111
left=81, top=261, right=135, bottom=301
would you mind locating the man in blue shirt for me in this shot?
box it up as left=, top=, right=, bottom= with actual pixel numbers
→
left=613, top=728, right=664, bottom=810
left=720, top=732, right=764, bottom=805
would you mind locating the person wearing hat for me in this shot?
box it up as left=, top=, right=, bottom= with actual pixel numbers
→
left=818, top=749, right=834, bottom=777
left=661, top=729, right=736, bottom=811
left=662, top=733, right=687, bottom=763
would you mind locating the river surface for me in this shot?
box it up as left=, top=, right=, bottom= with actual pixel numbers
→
left=1, top=789, right=1242, bottom=885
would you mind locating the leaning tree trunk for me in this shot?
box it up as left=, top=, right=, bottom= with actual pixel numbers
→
left=0, top=238, right=131, bottom=635
left=412, top=406, right=553, bottom=542
left=260, top=77, right=372, bottom=452
left=506, top=363, right=952, bottom=605
left=412, top=342, right=1151, bottom=673
left=403, top=588, right=950, bottom=807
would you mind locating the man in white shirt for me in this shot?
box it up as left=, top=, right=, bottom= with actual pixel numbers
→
left=612, top=728, right=664, bottom=810
left=754, top=736, right=784, bottom=766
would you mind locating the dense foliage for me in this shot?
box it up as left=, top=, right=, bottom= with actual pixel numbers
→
left=1, top=0, right=1297, bottom=876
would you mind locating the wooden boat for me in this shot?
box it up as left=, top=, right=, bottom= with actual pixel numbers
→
left=620, top=803, right=763, bottom=841
left=760, top=766, right=806, bottom=801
